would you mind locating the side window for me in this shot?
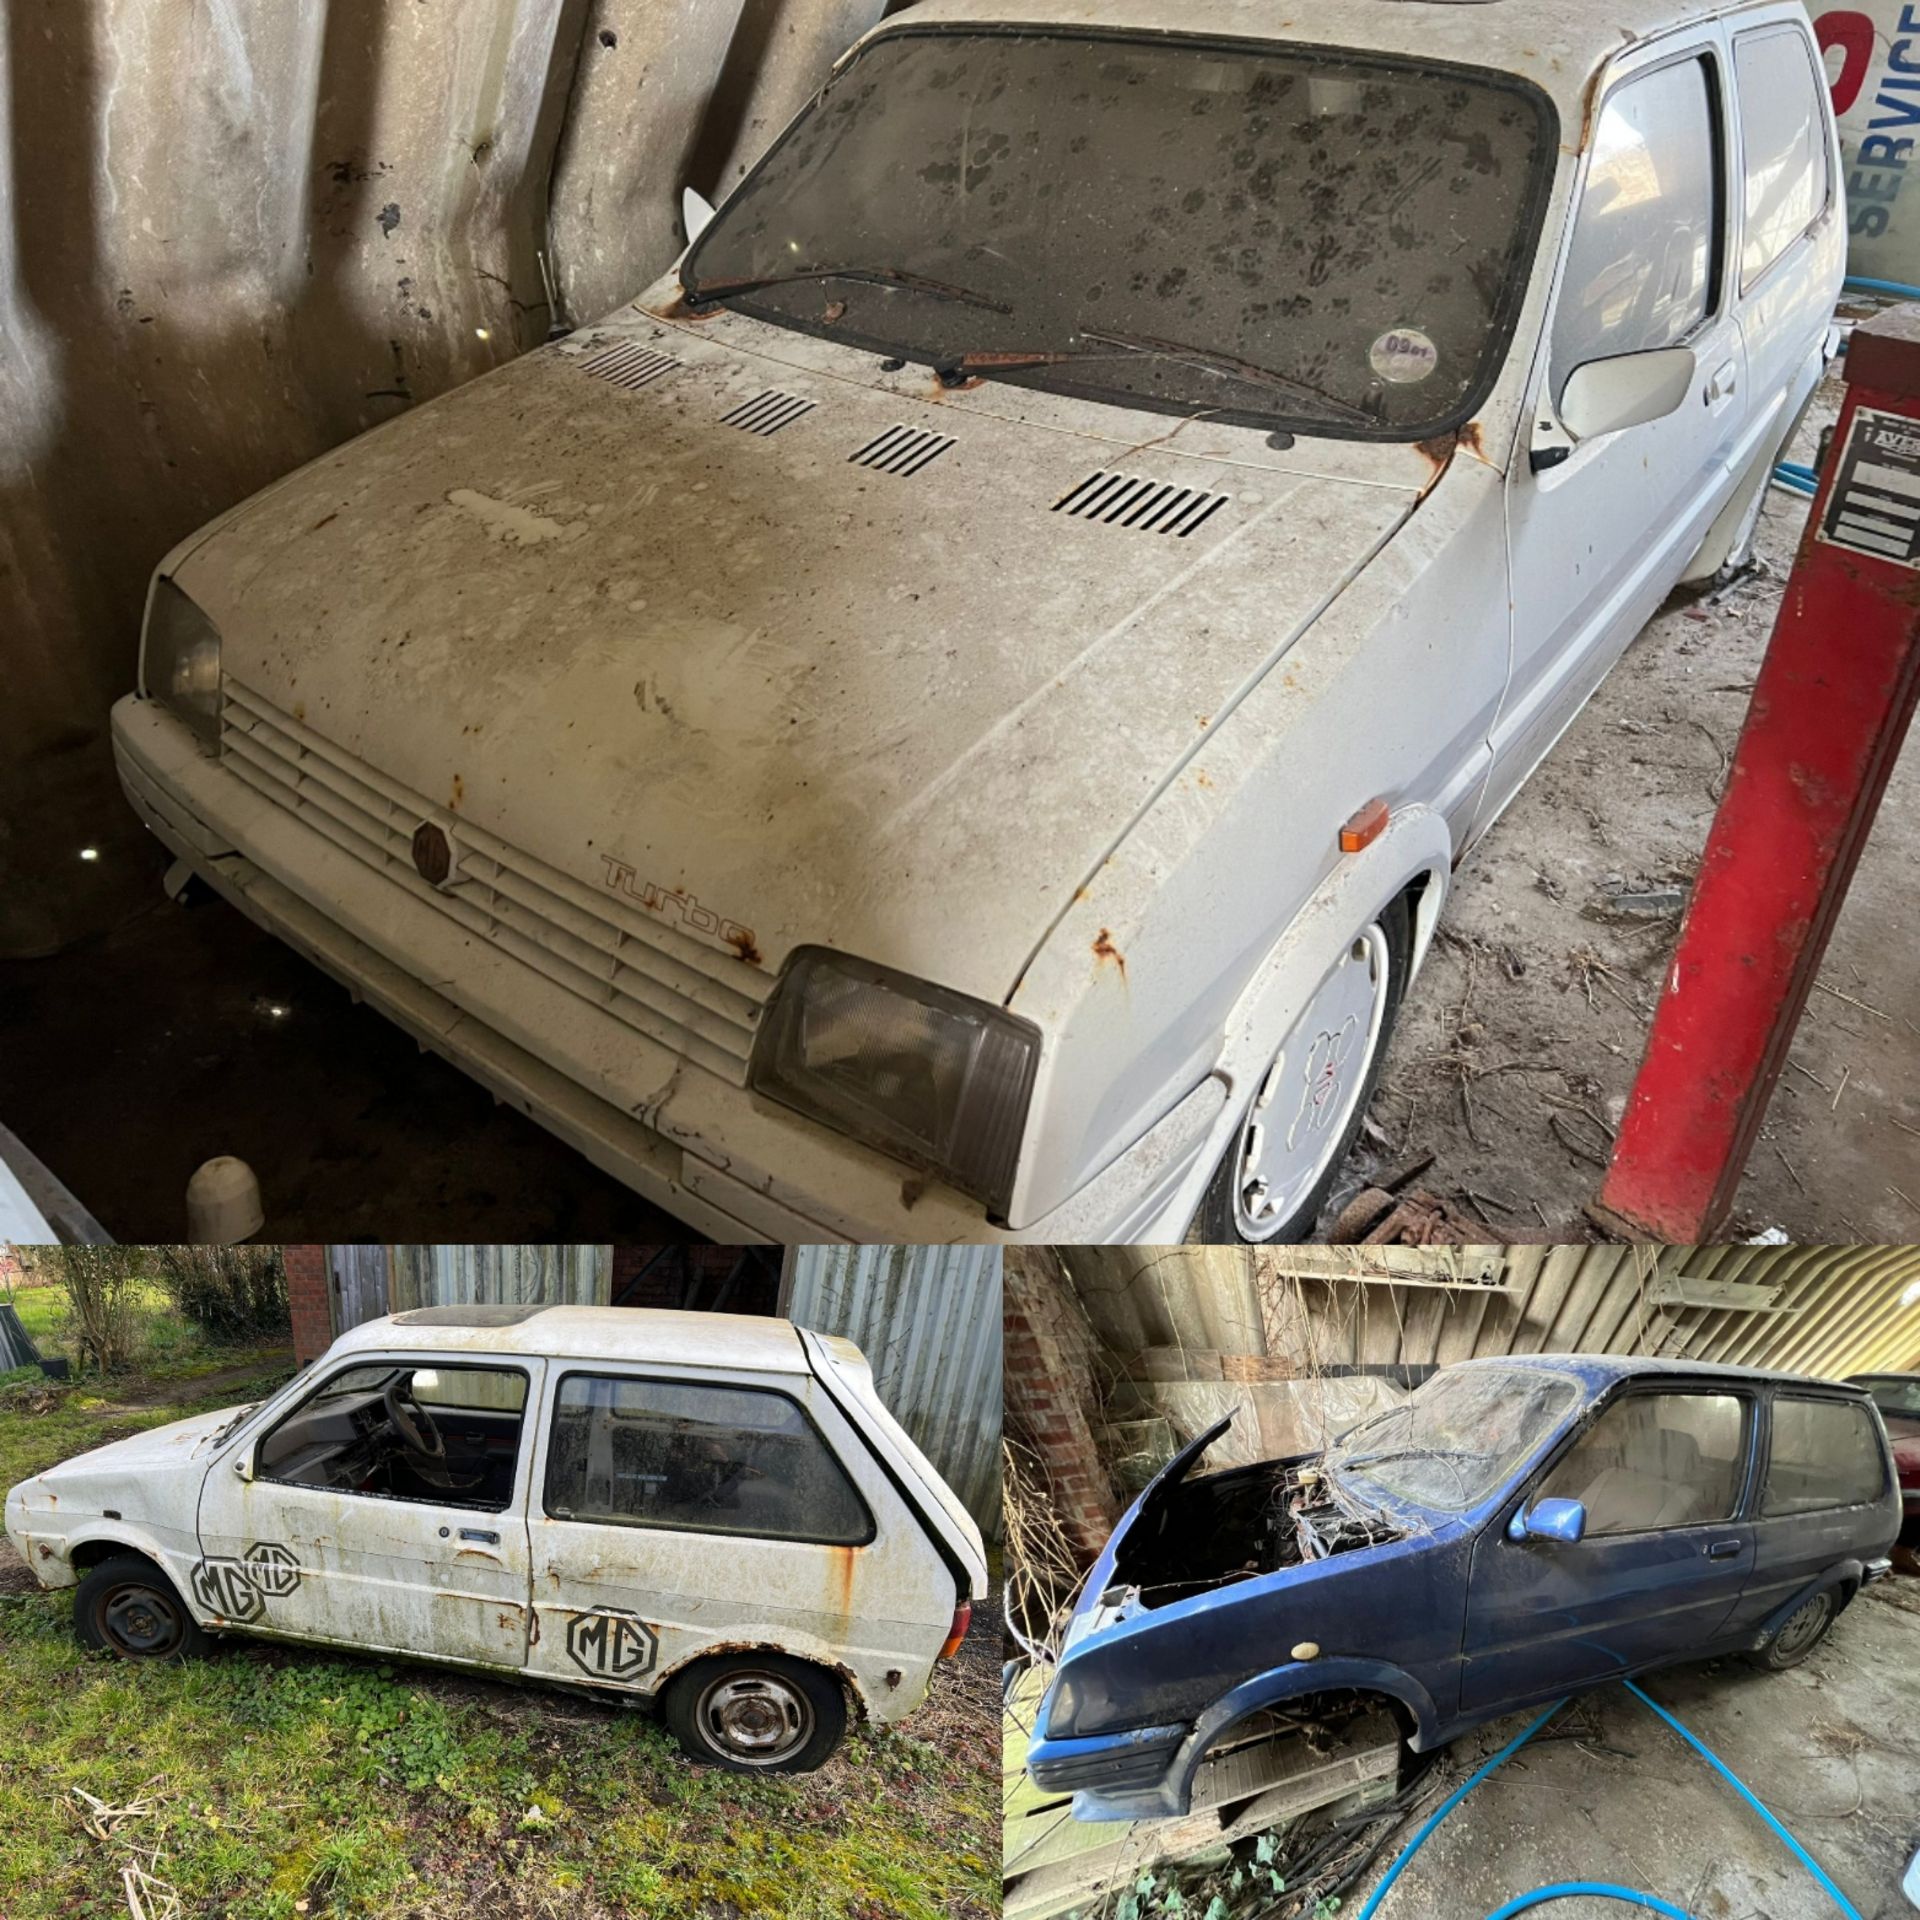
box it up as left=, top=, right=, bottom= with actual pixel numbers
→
left=545, top=1374, right=872, bottom=1545
left=1734, top=28, right=1829, bottom=290
left=256, top=1361, right=529, bottom=1513
left=1552, top=57, right=1719, bottom=399
left=1762, top=1397, right=1884, bottom=1515
left=1538, top=1391, right=1746, bottom=1534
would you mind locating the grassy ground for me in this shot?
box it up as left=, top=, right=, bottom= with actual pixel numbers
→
left=0, top=1285, right=999, bottom=1919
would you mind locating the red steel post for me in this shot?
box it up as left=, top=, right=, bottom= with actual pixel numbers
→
left=1598, top=305, right=1920, bottom=1240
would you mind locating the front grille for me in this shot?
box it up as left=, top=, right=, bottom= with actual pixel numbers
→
left=220, top=684, right=769, bottom=1084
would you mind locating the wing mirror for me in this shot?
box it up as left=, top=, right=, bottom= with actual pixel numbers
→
left=1507, top=1496, right=1586, bottom=1543
left=1559, top=346, right=1696, bottom=443
left=682, top=186, right=716, bottom=246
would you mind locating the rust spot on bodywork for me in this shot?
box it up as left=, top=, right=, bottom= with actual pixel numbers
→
left=1093, top=929, right=1127, bottom=980
left=725, top=925, right=763, bottom=966
left=310, top=511, right=338, bottom=532
left=643, top=286, right=723, bottom=324
left=498, top=1610, right=516, bottom=1630
left=827, top=1544, right=858, bottom=1620
left=36, top=1544, right=53, bottom=1560
left=449, top=773, right=464, bottom=811
left=1416, top=430, right=1458, bottom=474
left=885, top=1669, right=903, bottom=1689
left=1458, top=420, right=1486, bottom=461
left=529, top=1610, right=541, bottom=1646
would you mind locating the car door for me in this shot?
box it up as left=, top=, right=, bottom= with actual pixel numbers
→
left=1483, top=33, right=1749, bottom=828
left=1726, top=14, right=1840, bottom=493
left=1727, top=1391, right=1894, bottom=1634
left=1458, top=1385, right=1757, bottom=1714
left=522, top=1364, right=895, bottom=1694
left=195, top=1351, right=541, bottom=1671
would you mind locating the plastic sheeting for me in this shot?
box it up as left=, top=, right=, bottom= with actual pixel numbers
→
left=3, top=0, right=884, bottom=760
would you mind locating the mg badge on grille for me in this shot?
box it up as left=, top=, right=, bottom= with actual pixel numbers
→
left=411, top=821, right=455, bottom=887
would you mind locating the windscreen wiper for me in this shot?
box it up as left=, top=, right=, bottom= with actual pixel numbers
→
left=941, top=326, right=1378, bottom=428
left=686, top=266, right=1012, bottom=314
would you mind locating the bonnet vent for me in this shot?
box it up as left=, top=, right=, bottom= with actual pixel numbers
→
left=577, top=341, right=682, bottom=390
left=1054, top=471, right=1231, bottom=538
left=721, top=390, right=817, bottom=436
left=850, top=424, right=956, bottom=476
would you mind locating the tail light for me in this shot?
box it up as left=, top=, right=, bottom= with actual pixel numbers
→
left=938, top=1600, right=972, bottom=1660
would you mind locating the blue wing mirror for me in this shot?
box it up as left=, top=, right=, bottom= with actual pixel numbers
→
left=1507, top=1496, right=1586, bottom=1544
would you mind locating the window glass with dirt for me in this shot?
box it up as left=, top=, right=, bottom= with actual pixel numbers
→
left=1323, top=1364, right=1580, bottom=1512
left=686, top=29, right=1556, bottom=438
left=545, top=1374, right=872, bottom=1544
left=1538, top=1391, right=1746, bottom=1534
left=1763, top=1397, right=1884, bottom=1515
left=256, top=1361, right=529, bottom=1513
left=1551, top=57, right=1719, bottom=399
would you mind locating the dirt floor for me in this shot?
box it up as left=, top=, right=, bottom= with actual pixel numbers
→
left=3, top=349, right=1915, bottom=1242
left=1346, top=1576, right=1920, bottom=1920
left=1358, top=357, right=1920, bottom=1245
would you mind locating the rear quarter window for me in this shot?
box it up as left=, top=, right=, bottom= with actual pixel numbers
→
left=1762, top=1396, right=1884, bottom=1516
left=545, top=1374, right=873, bottom=1546
left=1733, top=27, right=1830, bottom=289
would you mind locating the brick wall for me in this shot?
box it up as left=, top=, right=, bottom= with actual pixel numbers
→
left=285, top=1245, right=332, bottom=1366
left=1004, top=1247, right=1118, bottom=1563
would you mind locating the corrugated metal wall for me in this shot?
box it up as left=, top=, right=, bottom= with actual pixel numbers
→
left=1058, top=1244, right=1920, bottom=1381
left=385, top=1242, right=610, bottom=1312
left=4, top=0, right=884, bottom=768
left=785, top=1245, right=1003, bottom=1539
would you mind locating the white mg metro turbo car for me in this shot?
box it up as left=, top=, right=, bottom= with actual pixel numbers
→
left=4, top=1307, right=987, bottom=1772
left=111, top=0, right=1842, bottom=1242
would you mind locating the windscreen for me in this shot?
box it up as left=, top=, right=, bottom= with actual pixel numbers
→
left=1325, top=1365, right=1580, bottom=1512
left=685, top=28, right=1555, bottom=439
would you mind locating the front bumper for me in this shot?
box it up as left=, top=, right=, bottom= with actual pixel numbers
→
left=112, top=694, right=1223, bottom=1241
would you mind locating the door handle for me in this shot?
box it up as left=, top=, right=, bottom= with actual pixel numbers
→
left=1705, top=361, right=1737, bottom=405
left=458, top=1528, right=500, bottom=1546
left=1706, top=1540, right=1742, bottom=1560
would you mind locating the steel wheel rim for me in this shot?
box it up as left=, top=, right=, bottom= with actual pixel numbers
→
left=99, top=1580, right=184, bottom=1657
left=1774, top=1593, right=1830, bottom=1659
left=695, top=1669, right=814, bottom=1765
left=1232, top=923, right=1391, bottom=1240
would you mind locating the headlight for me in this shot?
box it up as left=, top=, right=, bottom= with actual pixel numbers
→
left=749, top=947, right=1039, bottom=1217
left=142, top=576, right=223, bottom=745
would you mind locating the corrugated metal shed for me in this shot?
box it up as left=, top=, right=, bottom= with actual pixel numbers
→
left=785, top=1246, right=1004, bottom=1539
left=1059, top=1244, right=1920, bottom=1381
left=386, top=1245, right=610, bottom=1313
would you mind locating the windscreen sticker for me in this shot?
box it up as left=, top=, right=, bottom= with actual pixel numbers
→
left=1815, top=405, right=1920, bottom=569
left=566, top=1606, right=659, bottom=1680
left=1369, top=327, right=1439, bottom=385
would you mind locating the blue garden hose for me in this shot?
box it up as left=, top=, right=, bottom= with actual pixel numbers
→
left=1484, top=1888, right=1693, bottom=1919
left=1352, top=1678, right=1863, bottom=1920
left=1623, top=1680, right=1861, bottom=1920
left=1844, top=273, right=1920, bottom=300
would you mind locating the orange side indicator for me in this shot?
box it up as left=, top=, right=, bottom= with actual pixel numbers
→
left=1339, top=797, right=1391, bottom=853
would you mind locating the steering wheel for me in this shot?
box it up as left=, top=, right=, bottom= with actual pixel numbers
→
left=383, top=1377, right=445, bottom=1459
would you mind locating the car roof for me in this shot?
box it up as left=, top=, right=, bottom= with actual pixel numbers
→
left=1451, top=1352, right=1869, bottom=1393
left=331, top=1305, right=810, bottom=1374
left=887, top=0, right=1786, bottom=135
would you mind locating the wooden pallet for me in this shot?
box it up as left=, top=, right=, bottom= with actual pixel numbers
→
left=1004, top=1668, right=1403, bottom=1920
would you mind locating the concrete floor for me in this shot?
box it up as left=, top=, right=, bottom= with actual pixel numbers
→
left=1361, top=358, right=1920, bottom=1244
left=1354, top=1577, right=1920, bottom=1920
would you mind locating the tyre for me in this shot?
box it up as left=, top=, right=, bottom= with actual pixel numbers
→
left=73, top=1555, right=208, bottom=1662
left=1192, top=891, right=1413, bottom=1244
left=1747, top=1588, right=1837, bottom=1672
left=661, top=1652, right=848, bottom=1773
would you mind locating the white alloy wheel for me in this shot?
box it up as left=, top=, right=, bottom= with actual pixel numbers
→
left=1231, top=923, right=1392, bottom=1241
